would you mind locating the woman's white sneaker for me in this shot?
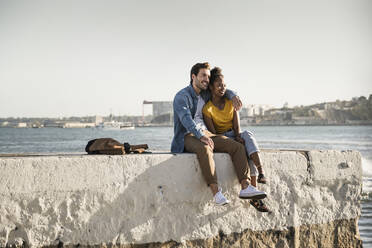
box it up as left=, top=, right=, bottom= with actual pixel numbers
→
left=239, top=185, right=267, bottom=200
left=214, top=190, right=230, bottom=206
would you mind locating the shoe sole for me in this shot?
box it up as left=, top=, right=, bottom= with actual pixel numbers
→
left=216, top=201, right=230, bottom=206
left=239, top=193, right=267, bottom=200
left=250, top=200, right=270, bottom=212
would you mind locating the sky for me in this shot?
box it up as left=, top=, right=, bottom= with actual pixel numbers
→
left=0, top=0, right=371, bottom=118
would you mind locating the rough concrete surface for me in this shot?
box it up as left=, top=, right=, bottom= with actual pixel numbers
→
left=0, top=150, right=363, bottom=247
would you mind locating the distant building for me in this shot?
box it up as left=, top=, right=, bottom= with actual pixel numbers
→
left=143, top=101, right=173, bottom=125
left=43, top=121, right=64, bottom=128
left=63, top=122, right=95, bottom=128
left=244, top=104, right=274, bottom=117
left=324, top=103, right=340, bottom=110
left=95, top=115, right=103, bottom=125
left=0, top=121, right=9, bottom=127
left=17, top=122, right=27, bottom=128
left=313, top=109, right=327, bottom=119
left=291, top=116, right=327, bottom=125
left=1, top=122, right=28, bottom=128
left=152, top=101, right=173, bottom=117
left=143, top=101, right=173, bottom=117
left=31, top=122, right=43, bottom=128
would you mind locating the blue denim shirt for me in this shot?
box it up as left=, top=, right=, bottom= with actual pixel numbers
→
left=171, top=84, right=235, bottom=153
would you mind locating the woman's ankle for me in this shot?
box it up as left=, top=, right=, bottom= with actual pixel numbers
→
left=256, top=165, right=264, bottom=174
left=251, top=176, right=257, bottom=187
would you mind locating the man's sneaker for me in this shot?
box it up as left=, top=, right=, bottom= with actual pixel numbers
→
left=214, top=190, right=230, bottom=206
left=239, top=185, right=267, bottom=200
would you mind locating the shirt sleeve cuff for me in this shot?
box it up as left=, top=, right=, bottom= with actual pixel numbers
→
left=194, top=129, right=204, bottom=139
left=225, top=89, right=237, bottom=100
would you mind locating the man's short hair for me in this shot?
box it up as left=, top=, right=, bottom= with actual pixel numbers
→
left=190, top=62, right=211, bottom=84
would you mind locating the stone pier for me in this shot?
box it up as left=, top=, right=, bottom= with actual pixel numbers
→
left=0, top=150, right=363, bottom=247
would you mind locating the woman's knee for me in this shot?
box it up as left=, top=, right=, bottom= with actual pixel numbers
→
left=241, top=130, right=254, bottom=139
left=241, top=131, right=260, bottom=154
left=241, top=130, right=258, bottom=143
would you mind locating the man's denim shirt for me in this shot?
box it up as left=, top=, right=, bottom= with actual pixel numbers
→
left=171, top=84, right=235, bottom=153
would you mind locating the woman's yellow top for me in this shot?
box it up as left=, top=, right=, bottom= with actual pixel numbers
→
left=202, top=98, right=234, bottom=134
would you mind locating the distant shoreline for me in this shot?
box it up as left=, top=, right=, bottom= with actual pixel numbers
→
left=248, top=123, right=372, bottom=127
left=1, top=123, right=372, bottom=129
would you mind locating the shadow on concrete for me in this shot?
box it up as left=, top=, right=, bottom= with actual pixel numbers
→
left=82, top=154, right=242, bottom=245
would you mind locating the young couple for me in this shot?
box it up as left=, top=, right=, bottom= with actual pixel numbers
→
left=171, top=62, right=269, bottom=212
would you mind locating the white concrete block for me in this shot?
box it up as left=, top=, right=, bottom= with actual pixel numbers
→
left=0, top=151, right=362, bottom=247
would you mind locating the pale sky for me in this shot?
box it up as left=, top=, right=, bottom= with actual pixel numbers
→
left=0, top=0, right=371, bottom=117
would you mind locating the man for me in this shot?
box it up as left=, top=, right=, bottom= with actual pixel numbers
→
left=171, top=62, right=267, bottom=205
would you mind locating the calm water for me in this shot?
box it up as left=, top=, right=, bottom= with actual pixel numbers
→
left=0, top=126, right=371, bottom=246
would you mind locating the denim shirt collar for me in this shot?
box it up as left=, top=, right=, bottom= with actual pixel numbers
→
left=188, top=84, right=198, bottom=99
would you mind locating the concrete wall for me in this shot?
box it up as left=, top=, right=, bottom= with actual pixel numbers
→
left=0, top=150, right=363, bottom=247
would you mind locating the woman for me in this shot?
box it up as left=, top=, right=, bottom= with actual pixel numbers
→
left=202, top=67, right=269, bottom=212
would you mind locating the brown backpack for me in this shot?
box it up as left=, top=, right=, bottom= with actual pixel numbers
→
left=85, top=138, right=148, bottom=155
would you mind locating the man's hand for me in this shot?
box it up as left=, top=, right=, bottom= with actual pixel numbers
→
left=232, top=96, right=242, bottom=111
left=200, top=135, right=214, bottom=150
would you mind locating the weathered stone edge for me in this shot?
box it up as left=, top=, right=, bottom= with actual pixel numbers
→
left=40, top=218, right=362, bottom=248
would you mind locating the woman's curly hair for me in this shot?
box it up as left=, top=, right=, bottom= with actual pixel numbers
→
left=210, top=67, right=224, bottom=86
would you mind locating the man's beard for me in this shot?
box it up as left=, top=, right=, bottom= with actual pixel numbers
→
left=196, top=79, right=208, bottom=91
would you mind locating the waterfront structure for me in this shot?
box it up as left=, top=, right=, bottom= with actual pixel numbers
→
left=244, top=104, right=274, bottom=117
left=142, top=100, right=173, bottom=125
left=16, top=123, right=27, bottom=128
left=97, top=121, right=121, bottom=129
left=0, top=121, right=28, bottom=128
left=63, top=122, right=95, bottom=128
left=0, top=150, right=362, bottom=247
left=95, top=115, right=103, bottom=125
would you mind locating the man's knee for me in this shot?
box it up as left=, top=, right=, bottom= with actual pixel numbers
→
left=186, top=138, right=213, bottom=155
left=185, top=136, right=205, bottom=153
left=198, top=144, right=213, bottom=155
